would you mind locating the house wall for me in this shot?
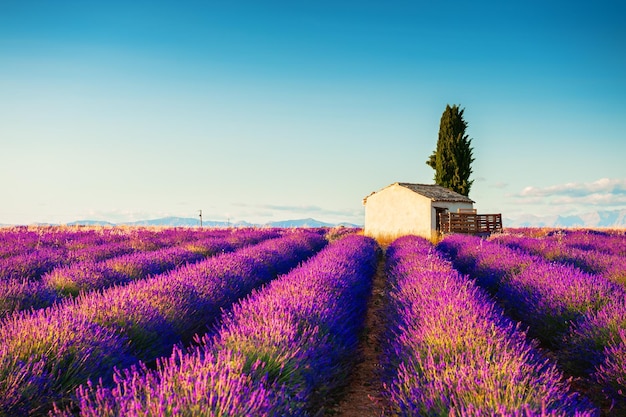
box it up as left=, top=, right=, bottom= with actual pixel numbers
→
left=364, top=184, right=475, bottom=240
left=364, top=184, right=433, bottom=240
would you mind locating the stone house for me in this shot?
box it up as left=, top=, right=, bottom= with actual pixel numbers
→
left=362, top=182, right=475, bottom=240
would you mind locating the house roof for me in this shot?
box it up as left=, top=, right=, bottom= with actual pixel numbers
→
left=364, top=182, right=475, bottom=204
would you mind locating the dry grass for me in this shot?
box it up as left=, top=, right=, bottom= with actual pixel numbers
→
left=366, top=232, right=441, bottom=249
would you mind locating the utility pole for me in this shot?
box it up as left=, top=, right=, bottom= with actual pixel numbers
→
left=198, top=210, right=203, bottom=227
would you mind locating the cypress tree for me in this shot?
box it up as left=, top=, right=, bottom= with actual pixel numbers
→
left=426, top=104, right=475, bottom=196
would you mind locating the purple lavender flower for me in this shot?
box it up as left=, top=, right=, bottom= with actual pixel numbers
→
left=1, top=229, right=324, bottom=416
left=384, top=235, right=597, bottom=416
left=60, top=235, right=378, bottom=416
left=439, top=233, right=626, bottom=412
left=0, top=307, right=135, bottom=416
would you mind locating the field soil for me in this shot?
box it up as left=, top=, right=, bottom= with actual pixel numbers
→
left=326, top=257, right=388, bottom=417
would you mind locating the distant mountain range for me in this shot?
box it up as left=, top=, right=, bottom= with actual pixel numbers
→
left=2, top=210, right=625, bottom=229
left=63, top=209, right=626, bottom=229
left=504, top=209, right=626, bottom=228
left=64, top=217, right=361, bottom=228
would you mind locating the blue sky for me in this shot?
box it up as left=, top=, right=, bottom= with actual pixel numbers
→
left=1, top=1, right=625, bottom=225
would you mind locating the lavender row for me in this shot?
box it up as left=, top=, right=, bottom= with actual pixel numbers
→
left=546, top=229, right=626, bottom=257
left=0, top=227, right=241, bottom=281
left=438, top=234, right=626, bottom=412
left=63, top=231, right=323, bottom=361
left=382, top=235, right=595, bottom=416
left=0, top=247, right=69, bottom=282
left=0, top=246, right=184, bottom=318
left=0, top=226, right=125, bottom=258
left=492, top=228, right=625, bottom=257
left=0, top=242, right=133, bottom=283
left=0, top=225, right=239, bottom=251
left=57, top=234, right=379, bottom=417
left=566, top=295, right=626, bottom=409
left=0, top=246, right=206, bottom=318
left=0, top=226, right=184, bottom=259
left=43, top=229, right=277, bottom=296
left=491, top=233, right=626, bottom=287
left=0, top=231, right=325, bottom=417
left=0, top=230, right=281, bottom=318
left=0, top=234, right=133, bottom=277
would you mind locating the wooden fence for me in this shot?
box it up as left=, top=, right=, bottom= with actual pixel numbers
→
left=439, top=212, right=503, bottom=235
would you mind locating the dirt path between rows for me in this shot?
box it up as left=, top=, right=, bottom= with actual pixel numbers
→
left=326, top=256, right=388, bottom=416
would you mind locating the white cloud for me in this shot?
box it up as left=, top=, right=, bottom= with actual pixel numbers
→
left=515, top=178, right=626, bottom=208
left=550, top=194, right=626, bottom=205
left=520, top=178, right=626, bottom=198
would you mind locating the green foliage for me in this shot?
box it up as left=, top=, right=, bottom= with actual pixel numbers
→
left=426, top=104, right=475, bottom=196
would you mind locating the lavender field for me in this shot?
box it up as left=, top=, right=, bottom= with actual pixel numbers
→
left=0, top=226, right=624, bottom=416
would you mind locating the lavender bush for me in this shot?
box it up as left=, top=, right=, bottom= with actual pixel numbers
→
left=0, top=307, right=135, bottom=416
left=382, top=235, right=596, bottom=416
left=551, top=229, right=626, bottom=257
left=491, top=233, right=626, bottom=287
left=0, top=229, right=277, bottom=318
left=57, top=234, right=378, bottom=416
left=437, top=235, right=622, bottom=347
left=439, top=233, right=626, bottom=412
left=0, top=248, right=67, bottom=281
left=0, top=230, right=324, bottom=416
